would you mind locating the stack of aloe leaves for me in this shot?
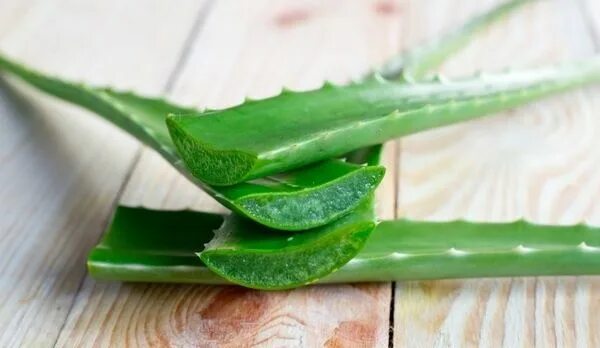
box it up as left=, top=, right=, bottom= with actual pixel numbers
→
left=3, top=0, right=600, bottom=290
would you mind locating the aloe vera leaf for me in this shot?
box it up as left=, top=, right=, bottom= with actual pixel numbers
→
left=90, top=199, right=376, bottom=290
left=88, top=206, right=600, bottom=286
left=168, top=57, right=600, bottom=186
left=0, top=55, right=384, bottom=231
left=378, top=0, right=537, bottom=81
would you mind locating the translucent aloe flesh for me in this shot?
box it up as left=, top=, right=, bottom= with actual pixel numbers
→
left=0, top=56, right=384, bottom=231
left=89, top=206, right=600, bottom=287
left=168, top=57, right=600, bottom=186
left=0, top=0, right=532, bottom=231
left=201, top=197, right=375, bottom=289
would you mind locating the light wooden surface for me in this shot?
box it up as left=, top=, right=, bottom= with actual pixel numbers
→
left=394, top=1, right=600, bottom=347
left=0, top=0, right=598, bottom=347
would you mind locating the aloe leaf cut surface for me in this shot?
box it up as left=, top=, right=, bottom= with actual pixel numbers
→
left=0, top=55, right=385, bottom=231
left=201, top=196, right=375, bottom=290
left=89, top=206, right=600, bottom=287
left=168, top=57, right=600, bottom=186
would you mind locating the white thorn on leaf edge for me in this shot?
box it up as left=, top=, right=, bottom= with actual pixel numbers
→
left=513, top=244, right=536, bottom=254
left=578, top=242, right=600, bottom=252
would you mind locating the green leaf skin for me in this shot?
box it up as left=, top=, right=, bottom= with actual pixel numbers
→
left=0, top=55, right=384, bottom=231
left=378, top=0, right=537, bottom=81
left=168, top=57, right=600, bottom=186
left=326, top=219, right=600, bottom=282
left=89, top=207, right=600, bottom=287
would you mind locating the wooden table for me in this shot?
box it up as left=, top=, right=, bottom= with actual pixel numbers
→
left=1, top=0, right=599, bottom=346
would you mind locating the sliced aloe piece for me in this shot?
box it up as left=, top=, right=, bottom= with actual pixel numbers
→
left=89, top=206, right=600, bottom=287
left=0, top=57, right=383, bottom=230
left=201, top=196, right=375, bottom=290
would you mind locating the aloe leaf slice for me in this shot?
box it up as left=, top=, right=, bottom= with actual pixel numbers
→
left=0, top=56, right=384, bottom=230
left=89, top=206, right=600, bottom=287
left=200, top=196, right=375, bottom=290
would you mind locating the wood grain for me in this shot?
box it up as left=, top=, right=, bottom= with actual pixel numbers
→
left=55, top=0, right=402, bottom=346
left=0, top=1, right=206, bottom=346
left=394, top=1, right=600, bottom=347
left=2, top=0, right=600, bottom=346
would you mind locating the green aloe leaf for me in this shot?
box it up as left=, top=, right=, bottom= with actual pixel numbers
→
left=0, top=56, right=383, bottom=231
left=168, top=57, right=600, bottom=186
left=89, top=202, right=376, bottom=289
left=0, top=0, right=533, bottom=229
left=89, top=206, right=600, bottom=287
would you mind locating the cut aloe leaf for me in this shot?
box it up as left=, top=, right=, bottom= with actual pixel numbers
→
left=0, top=56, right=383, bottom=230
left=89, top=206, right=600, bottom=287
left=168, top=57, right=600, bottom=186
left=89, top=201, right=377, bottom=290
left=200, top=196, right=375, bottom=290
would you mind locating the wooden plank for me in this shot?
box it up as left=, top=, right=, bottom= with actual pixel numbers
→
left=0, top=0, right=42, bottom=37
left=394, top=0, right=600, bottom=347
left=0, top=1, right=206, bottom=346
left=55, top=0, right=403, bottom=346
left=582, top=0, right=600, bottom=51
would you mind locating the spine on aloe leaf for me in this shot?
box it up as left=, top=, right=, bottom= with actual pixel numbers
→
left=88, top=207, right=600, bottom=287
left=168, top=57, right=600, bottom=186
left=327, top=219, right=600, bottom=282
